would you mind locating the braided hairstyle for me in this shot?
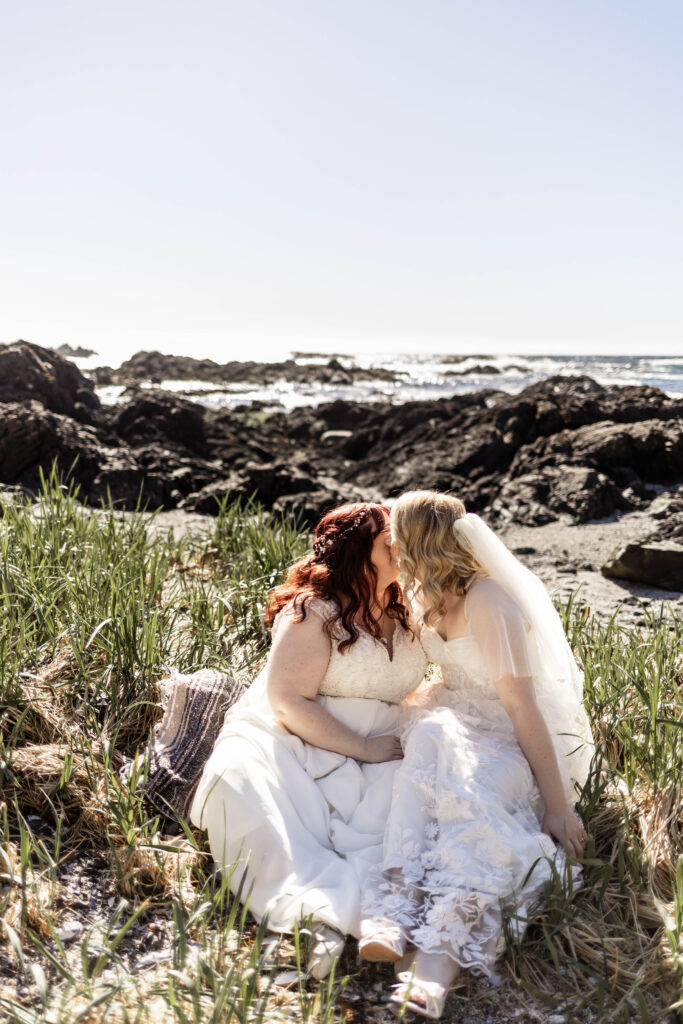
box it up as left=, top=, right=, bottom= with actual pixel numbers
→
left=264, top=502, right=410, bottom=651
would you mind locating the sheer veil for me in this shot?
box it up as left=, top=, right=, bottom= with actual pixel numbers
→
left=455, top=514, right=595, bottom=792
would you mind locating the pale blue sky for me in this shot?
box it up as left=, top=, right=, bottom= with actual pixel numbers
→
left=1, top=0, right=681, bottom=361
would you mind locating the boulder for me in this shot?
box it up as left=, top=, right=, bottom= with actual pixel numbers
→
left=602, top=541, right=683, bottom=592
left=0, top=402, right=102, bottom=482
left=0, top=396, right=216, bottom=511
left=182, top=461, right=317, bottom=514
left=272, top=490, right=351, bottom=527
left=316, top=399, right=373, bottom=431
left=178, top=478, right=243, bottom=514
left=115, top=391, right=207, bottom=455
left=646, top=489, right=683, bottom=541
left=490, top=466, right=628, bottom=525
left=84, top=448, right=216, bottom=509
left=0, top=340, right=99, bottom=415
left=272, top=478, right=383, bottom=527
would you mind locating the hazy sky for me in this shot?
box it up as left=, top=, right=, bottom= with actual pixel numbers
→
left=2, top=1, right=681, bottom=361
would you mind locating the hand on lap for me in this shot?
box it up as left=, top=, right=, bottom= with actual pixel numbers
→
left=362, top=734, right=403, bottom=763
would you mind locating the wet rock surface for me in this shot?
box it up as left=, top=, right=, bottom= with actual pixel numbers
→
left=1, top=342, right=682, bottom=548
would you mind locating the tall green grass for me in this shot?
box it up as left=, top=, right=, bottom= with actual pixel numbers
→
left=0, top=471, right=681, bottom=1022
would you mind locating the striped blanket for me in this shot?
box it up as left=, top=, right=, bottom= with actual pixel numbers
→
left=121, top=669, right=244, bottom=825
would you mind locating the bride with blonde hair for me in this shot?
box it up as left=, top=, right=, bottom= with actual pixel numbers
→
left=359, top=491, right=594, bottom=1019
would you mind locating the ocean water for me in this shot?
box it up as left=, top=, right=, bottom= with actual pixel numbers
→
left=70, top=348, right=683, bottom=411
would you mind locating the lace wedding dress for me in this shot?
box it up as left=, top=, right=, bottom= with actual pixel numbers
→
left=190, top=598, right=427, bottom=938
left=362, top=579, right=593, bottom=977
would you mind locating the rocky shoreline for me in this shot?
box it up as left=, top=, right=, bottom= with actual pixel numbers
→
left=2, top=339, right=683, bottom=618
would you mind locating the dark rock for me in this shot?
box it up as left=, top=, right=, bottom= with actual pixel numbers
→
left=239, top=461, right=318, bottom=503
left=445, top=363, right=502, bottom=376
left=90, top=365, right=115, bottom=386
left=317, top=399, right=373, bottom=431
left=55, top=343, right=97, bottom=359
left=272, top=490, right=349, bottom=527
left=2, top=363, right=682, bottom=527
left=87, top=446, right=220, bottom=509
left=491, top=465, right=632, bottom=525
left=510, top=420, right=683, bottom=485
left=180, top=478, right=246, bottom=514
left=0, top=340, right=99, bottom=415
left=272, top=480, right=383, bottom=528
left=441, top=354, right=494, bottom=364
left=0, top=401, right=102, bottom=481
left=602, top=541, right=683, bottom=592
left=116, top=391, right=207, bottom=456
left=90, top=350, right=400, bottom=388
left=113, top=350, right=226, bottom=382
left=0, top=394, right=217, bottom=512
left=487, top=472, right=557, bottom=526
left=646, top=489, right=683, bottom=542
left=291, top=350, right=348, bottom=360
left=183, top=460, right=318, bottom=513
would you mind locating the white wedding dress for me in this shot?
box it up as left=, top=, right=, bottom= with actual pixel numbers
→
left=362, top=579, right=593, bottom=977
left=190, top=598, right=427, bottom=938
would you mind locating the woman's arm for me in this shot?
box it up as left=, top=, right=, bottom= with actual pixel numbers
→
left=495, top=675, right=587, bottom=858
left=266, top=608, right=402, bottom=764
left=466, top=585, right=587, bottom=857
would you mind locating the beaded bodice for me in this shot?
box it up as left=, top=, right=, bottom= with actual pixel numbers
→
left=287, top=599, right=427, bottom=703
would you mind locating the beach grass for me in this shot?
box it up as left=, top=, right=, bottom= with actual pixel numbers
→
left=1, top=470, right=681, bottom=1023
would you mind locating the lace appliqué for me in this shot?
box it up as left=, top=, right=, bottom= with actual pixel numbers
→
left=365, top=806, right=561, bottom=975
left=362, top=707, right=566, bottom=976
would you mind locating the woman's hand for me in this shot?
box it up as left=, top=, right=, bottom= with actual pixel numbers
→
left=361, top=734, right=403, bottom=763
left=542, top=806, right=588, bottom=858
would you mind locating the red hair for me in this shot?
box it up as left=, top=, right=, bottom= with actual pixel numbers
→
left=265, top=502, right=410, bottom=651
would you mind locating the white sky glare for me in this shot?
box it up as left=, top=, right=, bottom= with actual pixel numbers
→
left=1, top=0, right=681, bottom=361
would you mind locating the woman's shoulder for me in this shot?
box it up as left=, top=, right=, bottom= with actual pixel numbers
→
left=299, top=595, right=339, bottom=620
left=274, top=595, right=339, bottom=632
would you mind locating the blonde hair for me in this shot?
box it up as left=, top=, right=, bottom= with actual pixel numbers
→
left=390, top=491, right=488, bottom=627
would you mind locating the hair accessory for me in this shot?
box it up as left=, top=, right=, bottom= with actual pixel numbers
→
left=451, top=513, right=470, bottom=536
left=313, top=506, right=371, bottom=562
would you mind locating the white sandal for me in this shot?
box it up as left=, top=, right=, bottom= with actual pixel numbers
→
left=307, top=926, right=345, bottom=980
left=389, top=979, right=448, bottom=1020
left=359, top=924, right=407, bottom=963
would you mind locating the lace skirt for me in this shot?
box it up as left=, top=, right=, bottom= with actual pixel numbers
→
left=361, top=703, right=567, bottom=976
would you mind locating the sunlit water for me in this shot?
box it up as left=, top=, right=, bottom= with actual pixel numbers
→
left=74, top=349, right=683, bottom=410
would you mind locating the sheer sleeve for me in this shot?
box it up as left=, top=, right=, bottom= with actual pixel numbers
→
left=465, top=579, right=533, bottom=682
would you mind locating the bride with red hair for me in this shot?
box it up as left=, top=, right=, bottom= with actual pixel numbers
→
left=191, top=502, right=426, bottom=977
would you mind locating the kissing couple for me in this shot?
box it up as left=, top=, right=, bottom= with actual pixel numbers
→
left=190, top=490, right=594, bottom=1019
